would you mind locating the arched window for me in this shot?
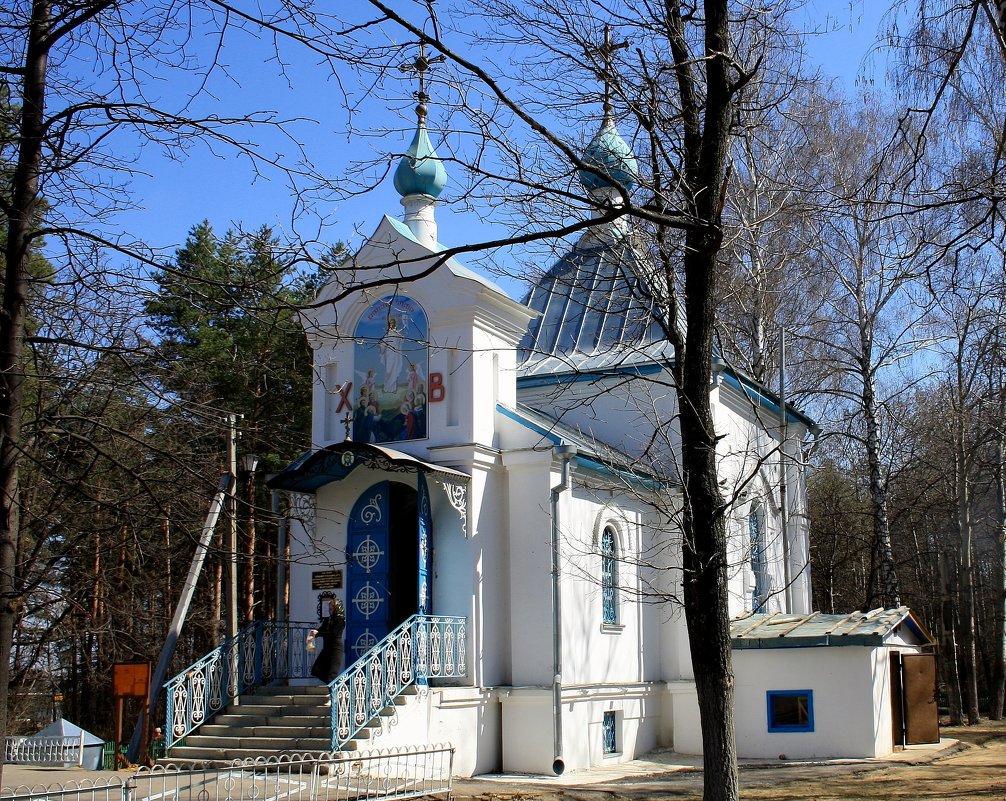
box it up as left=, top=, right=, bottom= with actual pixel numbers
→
left=749, top=506, right=769, bottom=611
left=601, top=526, right=618, bottom=624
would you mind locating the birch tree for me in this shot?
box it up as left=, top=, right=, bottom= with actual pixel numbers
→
left=801, top=99, right=937, bottom=609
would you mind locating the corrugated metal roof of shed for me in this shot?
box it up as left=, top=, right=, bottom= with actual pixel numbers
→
left=730, top=607, right=933, bottom=649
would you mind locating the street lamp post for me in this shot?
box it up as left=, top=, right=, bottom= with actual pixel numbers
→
left=226, top=415, right=239, bottom=704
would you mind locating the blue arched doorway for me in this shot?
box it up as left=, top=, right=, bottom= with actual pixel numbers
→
left=345, top=476, right=432, bottom=662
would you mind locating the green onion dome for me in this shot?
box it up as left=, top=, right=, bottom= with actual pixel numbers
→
left=394, top=122, right=448, bottom=199
left=578, top=117, right=639, bottom=193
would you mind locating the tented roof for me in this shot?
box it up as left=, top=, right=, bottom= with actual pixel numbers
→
left=518, top=233, right=675, bottom=376
left=34, top=718, right=104, bottom=745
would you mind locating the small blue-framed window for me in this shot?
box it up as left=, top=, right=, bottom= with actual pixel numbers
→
left=767, top=690, right=814, bottom=733
left=602, top=710, right=617, bottom=754
left=601, top=526, right=618, bottom=624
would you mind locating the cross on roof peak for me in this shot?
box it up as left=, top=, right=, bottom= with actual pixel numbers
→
left=400, top=42, right=446, bottom=125
left=599, top=25, right=629, bottom=121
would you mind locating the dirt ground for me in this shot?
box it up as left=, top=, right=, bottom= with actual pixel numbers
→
left=452, top=720, right=1006, bottom=801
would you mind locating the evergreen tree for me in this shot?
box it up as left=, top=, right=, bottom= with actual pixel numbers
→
left=146, top=221, right=335, bottom=624
left=147, top=221, right=321, bottom=469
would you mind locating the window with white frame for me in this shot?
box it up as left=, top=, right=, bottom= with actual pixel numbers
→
left=601, top=525, right=618, bottom=624
left=749, top=505, right=769, bottom=611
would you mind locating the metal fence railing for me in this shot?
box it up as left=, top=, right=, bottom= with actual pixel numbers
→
left=0, top=744, right=456, bottom=801
left=4, top=734, right=87, bottom=767
left=0, top=776, right=121, bottom=801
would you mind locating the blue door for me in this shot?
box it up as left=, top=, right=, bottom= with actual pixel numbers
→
left=418, top=473, right=431, bottom=614
left=346, top=483, right=391, bottom=661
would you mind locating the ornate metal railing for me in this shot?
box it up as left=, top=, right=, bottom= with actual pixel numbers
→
left=329, top=615, right=466, bottom=751
left=0, top=745, right=455, bottom=801
left=165, top=616, right=466, bottom=752
left=165, top=620, right=316, bottom=747
left=4, top=734, right=87, bottom=766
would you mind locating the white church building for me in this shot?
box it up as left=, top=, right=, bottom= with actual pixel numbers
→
left=264, top=96, right=936, bottom=775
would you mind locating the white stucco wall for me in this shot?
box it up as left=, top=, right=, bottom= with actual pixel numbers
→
left=500, top=448, right=554, bottom=686
left=364, top=687, right=502, bottom=777
left=558, top=487, right=659, bottom=685
left=666, top=680, right=702, bottom=754
left=501, top=685, right=662, bottom=775
left=670, top=643, right=923, bottom=760
left=517, top=366, right=813, bottom=622
left=733, top=645, right=898, bottom=759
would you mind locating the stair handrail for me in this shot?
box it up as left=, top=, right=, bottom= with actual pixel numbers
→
left=329, top=615, right=467, bottom=751
left=164, top=620, right=317, bottom=748
left=161, top=616, right=467, bottom=752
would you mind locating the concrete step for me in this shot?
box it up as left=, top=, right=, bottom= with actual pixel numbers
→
left=238, top=692, right=331, bottom=707
left=200, top=724, right=331, bottom=738
left=212, top=713, right=328, bottom=728
left=184, top=735, right=331, bottom=750
left=214, top=703, right=329, bottom=717
left=255, top=684, right=330, bottom=696
left=163, top=743, right=363, bottom=763
left=164, top=680, right=410, bottom=765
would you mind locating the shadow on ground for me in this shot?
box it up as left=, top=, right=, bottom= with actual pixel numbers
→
left=453, top=720, right=1006, bottom=801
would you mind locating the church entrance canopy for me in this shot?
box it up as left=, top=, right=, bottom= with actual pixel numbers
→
left=267, top=442, right=469, bottom=493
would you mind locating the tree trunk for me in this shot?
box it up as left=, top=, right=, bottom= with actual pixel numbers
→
left=860, top=355, right=898, bottom=608
left=670, top=4, right=739, bottom=798
left=941, top=551, right=964, bottom=726
left=678, top=216, right=737, bottom=797
left=993, top=390, right=1006, bottom=720
left=0, top=0, right=50, bottom=782
left=956, top=428, right=980, bottom=724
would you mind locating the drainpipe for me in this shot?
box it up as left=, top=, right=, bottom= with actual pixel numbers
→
left=779, top=328, right=791, bottom=612
left=550, top=444, right=576, bottom=776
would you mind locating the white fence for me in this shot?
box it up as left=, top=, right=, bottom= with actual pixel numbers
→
left=1, top=744, right=455, bottom=801
left=5, top=734, right=87, bottom=767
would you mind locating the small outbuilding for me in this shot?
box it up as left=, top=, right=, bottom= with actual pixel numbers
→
left=23, top=718, right=105, bottom=769
left=729, top=608, right=937, bottom=759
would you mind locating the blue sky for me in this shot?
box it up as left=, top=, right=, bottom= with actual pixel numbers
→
left=109, top=1, right=890, bottom=290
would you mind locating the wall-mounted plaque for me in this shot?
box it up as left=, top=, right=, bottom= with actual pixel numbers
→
left=312, top=570, right=344, bottom=590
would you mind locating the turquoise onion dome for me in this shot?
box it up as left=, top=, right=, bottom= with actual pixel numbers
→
left=394, top=118, right=448, bottom=199
left=578, top=116, right=639, bottom=193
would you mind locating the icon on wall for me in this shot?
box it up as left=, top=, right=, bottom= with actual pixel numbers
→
left=353, top=295, right=429, bottom=443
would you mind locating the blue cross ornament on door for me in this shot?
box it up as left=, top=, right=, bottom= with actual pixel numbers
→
left=346, top=483, right=390, bottom=660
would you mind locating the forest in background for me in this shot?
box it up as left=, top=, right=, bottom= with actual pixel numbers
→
left=0, top=2, right=1004, bottom=785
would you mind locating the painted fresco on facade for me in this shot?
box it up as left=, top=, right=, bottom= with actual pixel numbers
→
left=353, top=295, right=428, bottom=443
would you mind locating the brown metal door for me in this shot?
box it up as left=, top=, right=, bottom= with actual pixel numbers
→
left=902, top=653, right=939, bottom=745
